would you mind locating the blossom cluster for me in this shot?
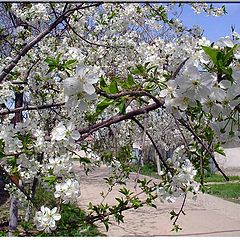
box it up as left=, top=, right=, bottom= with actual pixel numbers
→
left=54, top=178, right=80, bottom=204
left=157, top=146, right=200, bottom=203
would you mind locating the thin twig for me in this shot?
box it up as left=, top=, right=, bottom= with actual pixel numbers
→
left=173, top=193, right=187, bottom=225
left=64, top=17, right=127, bottom=49
left=178, top=118, right=229, bottom=181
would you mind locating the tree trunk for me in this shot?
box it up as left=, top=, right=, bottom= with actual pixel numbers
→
left=8, top=91, right=23, bottom=235
left=8, top=197, right=18, bottom=236
left=155, top=149, right=162, bottom=176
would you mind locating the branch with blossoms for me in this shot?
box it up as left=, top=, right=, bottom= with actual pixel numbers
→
left=0, top=3, right=103, bottom=83
left=77, top=95, right=228, bottom=181
left=78, top=101, right=163, bottom=138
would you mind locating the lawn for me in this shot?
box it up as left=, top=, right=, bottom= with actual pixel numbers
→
left=196, top=174, right=240, bottom=183
left=207, top=183, right=240, bottom=204
left=131, top=163, right=160, bottom=179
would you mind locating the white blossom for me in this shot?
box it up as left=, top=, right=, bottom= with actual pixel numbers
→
left=63, top=65, right=100, bottom=102
left=51, top=122, right=80, bottom=142
left=34, top=206, right=61, bottom=233
left=54, top=178, right=80, bottom=203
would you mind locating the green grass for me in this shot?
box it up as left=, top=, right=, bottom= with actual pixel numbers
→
left=207, top=183, right=240, bottom=204
left=195, top=174, right=240, bottom=183
left=131, top=163, right=160, bottom=178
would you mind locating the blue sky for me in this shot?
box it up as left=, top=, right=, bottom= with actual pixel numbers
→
left=179, top=3, right=240, bottom=41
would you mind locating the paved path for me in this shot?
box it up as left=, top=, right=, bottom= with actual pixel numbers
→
left=75, top=164, right=240, bottom=237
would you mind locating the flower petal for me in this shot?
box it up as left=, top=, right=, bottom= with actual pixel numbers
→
left=83, top=83, right=95, bottom=95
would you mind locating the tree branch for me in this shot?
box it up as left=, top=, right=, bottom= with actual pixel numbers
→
left=173, top=193, right=187, bottom=226
left=78, top=100, right=164, bottom=141
left=0, top=102, right=64, bottom=115
left=96, top=88, right=161, bottom=105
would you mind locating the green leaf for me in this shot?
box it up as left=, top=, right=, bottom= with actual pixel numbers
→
left=202, top=46, right=219, bottom=65
left=7, top=156, right=17, bottom=167
left=214, top=143, right=226, bottom=156
left=144, top=81, right=155, bottom=91
left=203, top=126, right=214, bottom=142
left=78, top=157, right=91, bottom=164
left=114, top=213, right=124, bottom=224
left=117, top=100, right=126, bottom=114
left=171, top=224, right=182, bottom=232
left=96, top=99, right=114, bottom=113
left=88, top=202, right=93, bottom=210
left=222, top=67, right=232, bottom=78
left=131, top=64, right=145, bottom=75
left=127, top=74, right=135, bottom=86
left=56, top=53, right=62, bottom=64
left=225, top=44, right=238, bottom=63
left=102, top=219, right=110, bottom=231
left=0, top=139, right=4, bottom=159
left=109, top=79, right=118, bottom=94
left=170, top=210, right=177, bottom=216
left=45, top=57, right=57, bottom=67
left=100, top=76, right=107, bottom=89
left=43, top=175, right=57, bottom=185
left=119, top=187, right=130, bottom=196
left=64, top=59, right=77, bottom=68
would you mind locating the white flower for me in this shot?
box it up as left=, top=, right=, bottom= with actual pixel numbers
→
left=215, top=36, right=234, bottom=48
left=33, top=129, right=45, bottom=147
left=34, top=206, right=61, bottom=233
left=54, top=178, right=80, bottom=203
left=51, top=122, right=66, bottom=141
left=63, top=64, right=99, bottom=102
left=47, top=154, right=72, bottom=175
left=66, top=122, right=80, bottom=140
left=51, top=122, right=80, bottom=142
left=176, top=65, right=215, bottom=103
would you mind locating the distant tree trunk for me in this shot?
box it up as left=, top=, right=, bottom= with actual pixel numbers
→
left=155, top=149, right=162, bottom=176
left=8, top=197, right=18, bottom=236
left=8, top=91, right=23, bottom=236
left=140, top=113, right=148, bottom=166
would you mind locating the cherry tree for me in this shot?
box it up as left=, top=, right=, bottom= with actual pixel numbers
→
left=0, top=2, right=238, bottom=235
